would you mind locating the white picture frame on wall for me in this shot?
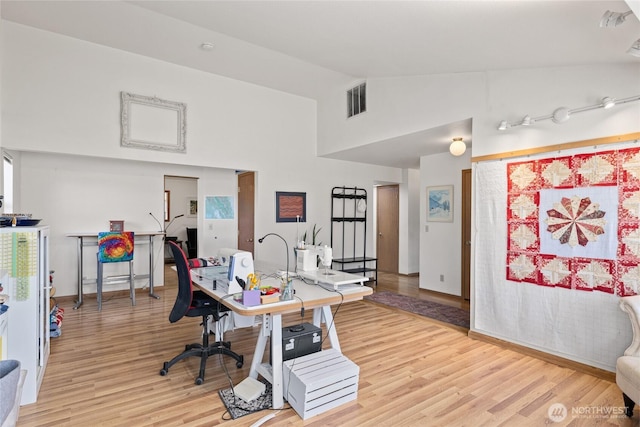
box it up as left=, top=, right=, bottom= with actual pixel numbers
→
left=120, top=92, right=187, bottom=153
left=427, top=185, right=453, bottom=222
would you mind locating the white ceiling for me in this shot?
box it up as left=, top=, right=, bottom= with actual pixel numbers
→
left=2, top=0, right=640, bottom=169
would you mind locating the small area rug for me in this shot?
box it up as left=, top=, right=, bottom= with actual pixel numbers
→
left=218, top=381, right=273, bottom=419
left=365, top=291, right=470, bottom=329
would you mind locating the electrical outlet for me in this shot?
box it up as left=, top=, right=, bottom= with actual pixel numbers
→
left=208, top=224, right=213, bottom=230
left=440, top=274, right=444, bottom=282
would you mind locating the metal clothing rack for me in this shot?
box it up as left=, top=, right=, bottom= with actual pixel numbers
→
left=330, top=186, right=377, bottom=285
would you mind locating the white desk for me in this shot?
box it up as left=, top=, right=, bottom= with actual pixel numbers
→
left=67, top=231, right=165, bottom=309
left=189, top=267, right=372, bottom=409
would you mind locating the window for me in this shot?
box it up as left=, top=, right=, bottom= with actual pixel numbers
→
left=347, top=82, right=366, bottom=118
left=3, top=153, right=13, bottom=213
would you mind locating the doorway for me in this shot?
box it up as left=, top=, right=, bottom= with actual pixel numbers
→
left=376, top=184, right=399, bottom=273
left=237, top=171, right=255, bottom=254
left=164, top=175, right=198, bottom=260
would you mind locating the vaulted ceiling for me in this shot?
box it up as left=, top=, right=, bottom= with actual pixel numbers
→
left=3, top=1, right=639, bottom=168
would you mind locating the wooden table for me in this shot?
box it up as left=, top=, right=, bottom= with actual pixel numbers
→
left=189, top=266, right=372, bottom=409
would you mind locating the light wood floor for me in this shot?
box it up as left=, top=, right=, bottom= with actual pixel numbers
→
left=17, top=269, right=635, bottom=426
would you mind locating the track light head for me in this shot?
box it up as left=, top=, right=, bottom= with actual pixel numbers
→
left=601, top=97, right=616, bottom=109
left=628, top=39, right=640, bottom=58
left=498, top=120, right=509, bottom=131
left=600, top=10, right=633, bottom=28
left=521, top=115, right=533, bottom=126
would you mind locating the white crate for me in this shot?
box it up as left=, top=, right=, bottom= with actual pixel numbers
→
left=283, top=348, right=359, bottom=420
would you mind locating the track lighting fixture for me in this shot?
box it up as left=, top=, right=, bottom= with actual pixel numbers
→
left=497, top=95, right=640, bottom=131
left=599, top=9, right=640, bottom=57
left=449, top=137, right=466, bottom=156
left=599, top=10, right=634, bottom=28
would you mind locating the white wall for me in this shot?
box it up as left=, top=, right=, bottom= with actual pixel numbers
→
left=420, top=150, right=472, bottom=295
left=317, top=73, right=485, bottom=157
left=3, top=22, right=402, bottom=298
left=477, top=65, right=640, bottom=156
left=398, top=169, right=420, bottom=275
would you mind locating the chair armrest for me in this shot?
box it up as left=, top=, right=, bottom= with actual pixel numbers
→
left=620, top=295, right=640, bottom=356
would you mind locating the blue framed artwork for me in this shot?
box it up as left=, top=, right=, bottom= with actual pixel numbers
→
left=205, top=196, right=234, bottom=219
left=427, top=185, right=453, bottom=222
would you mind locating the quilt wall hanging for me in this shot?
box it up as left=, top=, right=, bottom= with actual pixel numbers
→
left=507, top=146, right=640, bottom=296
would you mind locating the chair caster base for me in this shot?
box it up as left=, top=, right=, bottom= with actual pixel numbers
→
left=160, top=362, right=169, bottom=376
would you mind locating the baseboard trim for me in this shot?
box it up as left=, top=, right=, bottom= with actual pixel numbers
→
left=418, top=287, right=465, bottom=303
left=467, top=330, right=615, bottom=383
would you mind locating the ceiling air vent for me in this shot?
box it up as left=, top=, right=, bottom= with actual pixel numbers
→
left=347, top=82, right=366, bottom=118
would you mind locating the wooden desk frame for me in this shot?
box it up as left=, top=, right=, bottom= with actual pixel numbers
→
left=190, top=268, right=372, bottom=409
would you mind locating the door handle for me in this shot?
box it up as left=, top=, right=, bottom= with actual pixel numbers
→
left=378, top=232, right=382, bottom=237
left=248, top=238, right=254, bottom=242
left=465, top=241, right=471, bottom=246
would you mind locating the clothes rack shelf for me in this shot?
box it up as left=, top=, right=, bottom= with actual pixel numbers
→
left=330, top=186, right=377, bottom=285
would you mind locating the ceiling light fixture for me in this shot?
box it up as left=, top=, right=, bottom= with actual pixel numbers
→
left=449, top=137, right=466, bottom=156
left=600, top=10, right=634, bottom=28
left=200, top=42, right=215, bottom=51
left=497, top=94, right=640, bottom=131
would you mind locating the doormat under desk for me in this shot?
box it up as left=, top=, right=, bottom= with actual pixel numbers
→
left=218, top=380, right=273, bottom=419
left=365, top=291, right=470, bottom=329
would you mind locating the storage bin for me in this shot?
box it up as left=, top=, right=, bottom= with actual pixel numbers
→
left=282, top=348, right=359, bottom=420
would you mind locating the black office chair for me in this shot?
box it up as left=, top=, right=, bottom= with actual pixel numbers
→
left=159, top=241, right=243, bottom=385
left=186, top=227, right=197, bottom=259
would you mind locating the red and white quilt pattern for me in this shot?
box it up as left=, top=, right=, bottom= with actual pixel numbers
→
left=506, top=147, right=640, bottom=296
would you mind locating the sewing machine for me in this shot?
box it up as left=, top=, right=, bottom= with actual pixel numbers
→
left=296, top=244, right=332, bottom=272
left=296, top=244, right=368, bottom=289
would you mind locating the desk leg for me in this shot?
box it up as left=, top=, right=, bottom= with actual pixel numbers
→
left=148, top=235, right=160, bottom=299
left=249, top=314, right=284, bottom=409
left=73, top=236, right=84, bottom=309
left=249, top=315, right=269, bottom=380
left=313, top=306, right=341, bottom=352
left=271, top=313, right=284, bottom=409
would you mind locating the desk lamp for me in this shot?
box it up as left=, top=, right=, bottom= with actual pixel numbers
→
left=258, top=232, right=293, bottom=301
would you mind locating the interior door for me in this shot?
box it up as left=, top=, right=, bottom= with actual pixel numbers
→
left=237, top=171, right=255, bottom=254
left=376, top=185, right=399, bottom=273
left=461, top=169, right=471, bottom=301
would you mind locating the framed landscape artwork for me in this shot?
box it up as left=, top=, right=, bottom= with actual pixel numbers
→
left=427, top=185, right=453, bottom=222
